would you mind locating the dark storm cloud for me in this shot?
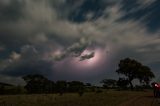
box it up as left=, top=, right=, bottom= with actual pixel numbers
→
left=67, top=37, right=91, bottom=56
left=0, top=45, right=54, bottom=77
left=80, top=52, right=94, bottom=61
left=0, top=0, right=23, bottom=23
left=0, top=0, right=160, bottom=84
left=2, top=60, right=53, bottom=77
left=53, top=37, right=91, bottom=61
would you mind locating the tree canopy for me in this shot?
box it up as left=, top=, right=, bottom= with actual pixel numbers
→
left=22, top=74, right=55, bottom=93
left=100, top=79, right=117, bottom=88
left=22, top=74, right=85, bottom=94
left=116, top=58, right=155, bottom=89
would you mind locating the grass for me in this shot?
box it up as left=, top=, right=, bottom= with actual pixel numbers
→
left=0, top=90, right=152, bottom=106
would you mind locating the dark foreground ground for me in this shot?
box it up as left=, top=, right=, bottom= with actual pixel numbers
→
left=0, top=90, right=159, bottom=106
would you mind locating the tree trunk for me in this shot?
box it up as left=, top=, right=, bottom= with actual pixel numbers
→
left=129, top=80, right=133, bottom=90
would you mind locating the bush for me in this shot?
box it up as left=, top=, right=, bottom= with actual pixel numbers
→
left=95, top=89, right=103, bottom=93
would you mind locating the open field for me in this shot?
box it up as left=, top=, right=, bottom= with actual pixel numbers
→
left=0, top=90, right=159, bottom=106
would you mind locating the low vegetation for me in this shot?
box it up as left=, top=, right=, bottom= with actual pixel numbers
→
left=0, top=90, right=151, bottom=106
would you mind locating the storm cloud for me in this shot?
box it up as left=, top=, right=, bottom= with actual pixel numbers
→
left=0, top=0, right=160, bottom=85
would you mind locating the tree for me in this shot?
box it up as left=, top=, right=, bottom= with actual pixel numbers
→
left=55, top=81, right=67, bottom=95
left=100, top=79, right=117, bottom=88
left=137, top=66, right=155, bottom=85
left=117, top=78, right=129, bottom=89
left=23, top=74, right=55, bottom=93
left=68, top=81, right=85, bottom=96
left=116, top=58, right=155, bottom=89
left=67, top=81, right=84, bottom=92
left=85, top=83, right=91, bottom=87
left=0, top=85, right=4, bottom=95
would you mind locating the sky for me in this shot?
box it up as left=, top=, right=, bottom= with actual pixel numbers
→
left=0, top=0, right=160, bottom=85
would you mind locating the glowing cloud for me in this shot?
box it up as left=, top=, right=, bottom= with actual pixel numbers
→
left=70, top=48, right=108, bottom=73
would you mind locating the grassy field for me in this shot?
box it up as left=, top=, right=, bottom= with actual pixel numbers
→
left=0, top=90, right=157, bottom=106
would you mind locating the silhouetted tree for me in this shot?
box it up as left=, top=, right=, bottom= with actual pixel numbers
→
left=68, top=81, right=84, bottom=93
left=85, top=83, right=91, bottom=87
left=101, top=79, right=117, bottom=88
left=0, top=85, right=4, bottom=95
left=23, top=74, right=55, bottom=93
left=117, top=78, right=129, bottom=89
left=116, top=58, right=155, bottom=89
left=137, top=66, right=155, bottom=86
left=55, top=81, right=67, bottom=95
left=67, top=81, right=84, bottom=96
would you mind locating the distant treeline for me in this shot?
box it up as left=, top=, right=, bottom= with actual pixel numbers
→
left=0, top=74, right=153, bottom=95
left=0, top=58, right=155, bottom=95
left=23, top=74, right=87, bottom=95
left=0, top=84, right=25, bottom=95
left=0, top=74, right=99, bottom=95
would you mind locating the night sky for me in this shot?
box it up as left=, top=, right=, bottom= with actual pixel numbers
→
left=0, top=0, right=160, bottom=85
